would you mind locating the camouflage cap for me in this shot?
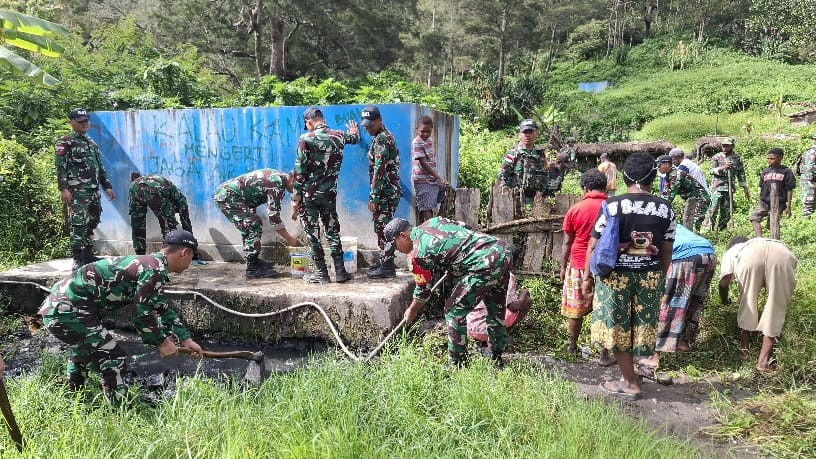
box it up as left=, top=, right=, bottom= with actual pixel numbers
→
left=164, top=229, right=198, bottom=253
left=721, top=138, right=735, bottom=146
left=383, top=218, right=411, bottom=243
left=518, top=119, right=538, bottom=132
left=361, top=105, right=381, bottom=127
left=68, top=108, right=89, bottom=121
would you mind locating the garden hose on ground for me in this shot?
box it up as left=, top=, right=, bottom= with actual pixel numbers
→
left=1, top=274, right=449, bottom=363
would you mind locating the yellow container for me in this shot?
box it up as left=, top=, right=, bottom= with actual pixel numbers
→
left=288, top=247, right=309, bottom=278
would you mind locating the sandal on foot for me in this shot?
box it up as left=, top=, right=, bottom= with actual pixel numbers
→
left=635, top=363, right=673, bottom=386
left=599, top=381, right=641, bottom=401
left=597, top=355, right=618, bottom=367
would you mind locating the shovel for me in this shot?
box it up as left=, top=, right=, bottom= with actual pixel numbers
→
left=177, top=347, right=266, bottom=384
left=0, top=378, right=23, bottom=452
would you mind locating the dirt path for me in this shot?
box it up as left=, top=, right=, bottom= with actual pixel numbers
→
left=520, top=353, right=760, bottom=458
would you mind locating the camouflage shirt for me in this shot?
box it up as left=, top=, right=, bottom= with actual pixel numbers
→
left=214, top=169, right=287, bottom=230
left=293, top=123, right=359, bottom=203
left=799, top=147, right=816, bottom=183
left=367, top=126, right=402, bottom=203
left=55, top=131, right=112, bottom=193
left=409, top=217, right=507, bottom=304
left=500, top=144, right=549, bottom=193
left=660, top=166, right=709, bottom=203
left=709, top=152, right=747, bottom=192
left=129, top=175, right=192, bottom=229
left=44, top=253, right=190, bottom=346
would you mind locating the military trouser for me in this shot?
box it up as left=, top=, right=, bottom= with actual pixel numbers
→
left=298, top=198, right=343, bottom=264
left=683, top=197, right=711, bottom=231
left=41, top=301, right=129, bottom=405
left=802, top=182, right=816, bottom=217
left=373, top=197, right=400, bottom=265
left=68, top=190, right=102, bottom=251
left=216, top=196, right=263, bottom=258
left=444, top=244, right=512, bottom=363
left=706, top=189, right=733, bottom=230
left=129, top=191, right=181, bottom=254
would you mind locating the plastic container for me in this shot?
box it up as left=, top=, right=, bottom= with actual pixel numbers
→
left=288, top=247, right=309, bottom=278
left=340, top=236, right=358, bottom=274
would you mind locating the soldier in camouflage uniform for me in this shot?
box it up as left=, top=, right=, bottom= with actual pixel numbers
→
left=37, top=230, right=204, bottom=405
left=128, top=173, right=194, bottom=255
left=500, top=119, right=550, bottom=205
left=797, top=134, right=816, bottom=217
left=215, top=169, right=301, bottom=278
left=388, top=217, right=513, bottom=368
left=293, top=107, right=360, bottom=283
left=559, top=137, right=578, bottom=171
left=56, top=108, right=116, bottom=269
left=657, top=155, right=710, bottom=231
left=361, top=105, right=403, bottom=279
left=705, top=138, right=750, bottom=230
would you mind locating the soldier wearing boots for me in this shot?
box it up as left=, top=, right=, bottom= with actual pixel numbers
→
left=797, top=134, right=816, bottom=217
left=128, top=173, right=194, bottom=256
left=214, top=169, right=301, bottom=278
left=293, top=107, right=360, bottom=284
left=55, top=108, right=116, bottom=270
left=389, top=217, right=513, bottom=368
left=38, top=229, right=204, bottom=405
left=706, top=138, right=750, bottom=230
left=362, top=105, right=403, bottom=279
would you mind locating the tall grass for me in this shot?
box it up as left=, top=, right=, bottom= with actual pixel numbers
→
left=0, top=345, right=696, bottom=458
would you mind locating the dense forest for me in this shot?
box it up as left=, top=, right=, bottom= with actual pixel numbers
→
left=2, top=1, right=816, bottom=456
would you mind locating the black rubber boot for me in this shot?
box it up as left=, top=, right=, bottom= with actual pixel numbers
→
left=367, top=258, right=396, bottom=279
left=303, top=258, right=331, bottom=284
left=83, top=246, right=102, bottom=264
left=71, top=247, right=85, bottom=271
left=134, top=249, right=146, bottom=256
left=246, top=255, right=278, bottom=278
left=332, top=254, right=350, bottom=283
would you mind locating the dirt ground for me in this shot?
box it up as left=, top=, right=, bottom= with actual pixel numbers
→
left=1, top=322, right=759, bottom=458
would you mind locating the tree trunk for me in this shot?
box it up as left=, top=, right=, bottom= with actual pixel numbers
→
left=251, top=0, right=263, bottom=77
left=496, top=7, right=507, bottom=97
left=268, top=16, right=287, bottom=77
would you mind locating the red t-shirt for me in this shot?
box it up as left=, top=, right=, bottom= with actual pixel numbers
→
left=562, top=191, right=607, bottom=268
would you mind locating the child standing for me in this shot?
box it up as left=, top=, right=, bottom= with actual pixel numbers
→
left=412, top=115, right=447, bottom=224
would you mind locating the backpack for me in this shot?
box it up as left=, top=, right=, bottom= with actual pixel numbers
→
left=590, top=200, right=620, bottom=277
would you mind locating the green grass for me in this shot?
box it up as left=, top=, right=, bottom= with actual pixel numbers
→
left=0, top=345, right=696, bottom=458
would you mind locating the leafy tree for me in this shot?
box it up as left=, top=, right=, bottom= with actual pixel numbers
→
left=0, top=9, right=68, bottom=87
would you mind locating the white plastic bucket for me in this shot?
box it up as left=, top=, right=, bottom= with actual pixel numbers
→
left=288, top=247, right=309, bottom=278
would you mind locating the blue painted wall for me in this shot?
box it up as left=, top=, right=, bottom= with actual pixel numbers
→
left=87, top=103, right=459, bottom=259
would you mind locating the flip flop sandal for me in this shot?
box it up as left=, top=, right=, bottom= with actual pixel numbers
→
left=635, top=364, right=673, bottom=386
left=599, top=381, right=641, bottom=401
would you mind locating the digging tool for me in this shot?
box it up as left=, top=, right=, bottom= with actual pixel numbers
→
left=727, top=167, right=734, bottom=228
left=177, top=347, right=266, bottom=384
left=0, top=379, right=23, bottom=452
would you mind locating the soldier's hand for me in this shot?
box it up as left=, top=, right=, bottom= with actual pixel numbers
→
left=347, top=120, right=359, bottom=136
left=60, top=189, right=72, bottom=203
left=158, top=336, right=178, bottom=358
left=105, top=188, right=115, bottom=201
left=291, top=201, right=301, bottom=220
left=368, top=201, right=376, bottom=213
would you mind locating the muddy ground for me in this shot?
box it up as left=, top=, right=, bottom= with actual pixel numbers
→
left=1, top=322, right=758, bottom=458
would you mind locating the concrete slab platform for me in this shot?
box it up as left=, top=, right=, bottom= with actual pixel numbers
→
left=0, top=258, right=415, bottom=349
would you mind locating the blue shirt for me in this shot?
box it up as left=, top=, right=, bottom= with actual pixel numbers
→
left=672, top=224, right=714, bottom=260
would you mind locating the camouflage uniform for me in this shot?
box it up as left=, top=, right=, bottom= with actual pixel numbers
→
left=660, top=166, right=711, bottom=231
left=799, top=146, right=816, bottom=216
left=409, top=217, right=512, bottom=364
left=500, top=144, right=549, bottom=205
left=706, top=152, right=747, bottom=230
left=39, top=254, right=191, bottom=405
left=214, top=169, right=287, bottom=258
left=55, top=131, right=112, bottom=251
left=129, top=175, right=192, bottom=255
left=368, top=127, right=402, bottom=265
left=294, top=123, right=360, bottom=262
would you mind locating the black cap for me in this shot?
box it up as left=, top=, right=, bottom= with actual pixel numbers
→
left=383, top=218, right=411, bottom=243
left=163, top=229, right=198, bottom=253
left=657, top=155, right=672, bottom=164
left=68, top=108, right=89, bottom=121
left=361, top=105, right=381, bottom=126
left=518, top=119, right=538, bottom=132
left=303, top=107, right=323, bottom=130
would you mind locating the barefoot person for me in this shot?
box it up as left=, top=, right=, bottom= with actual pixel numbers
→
left=583, top=153, right=676, bottom=400
left=718, top=237, right=797, bottom=372
left=559, top=169, right=612, bottom=365
left=639, top=224, right=716, bottom=370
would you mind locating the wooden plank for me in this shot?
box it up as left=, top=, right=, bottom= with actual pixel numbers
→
left=490, top=185, right=516, bottom=243
left=770, top=182, right=780, bottom=240
left=522, top=232, right=550, bottom=272
left=454, top=188, right=480, bottom=228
